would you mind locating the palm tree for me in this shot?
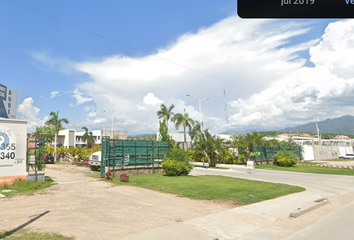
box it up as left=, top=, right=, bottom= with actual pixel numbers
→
left=157, top=104, right=175, bottom=128
left=81, top=126, right=95, bottom=148
left=190, top=121, right=202, bottom=144
left=45, top=111, right=69, bottom=161
left=173, top=109, right=194, bottom=150
left=231, top=132, right=265, bottom=163
left=193, top=129, right=224, bottom=167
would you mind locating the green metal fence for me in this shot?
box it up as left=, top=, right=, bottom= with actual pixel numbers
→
left=101, top=137, right=170, bottom=177
left=253, top=145, right=303, bottom=164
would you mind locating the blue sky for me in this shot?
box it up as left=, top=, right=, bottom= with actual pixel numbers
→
left=1, top=0, right=352, bottom=135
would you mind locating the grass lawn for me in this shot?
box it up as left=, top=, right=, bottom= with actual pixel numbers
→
left=0, top=229, right=74, bottom=240
left=256, top=164, right=354, bottom=176
left=108, top=173, right=305, bottom=205
left=0, top=177, right=54, bottom=197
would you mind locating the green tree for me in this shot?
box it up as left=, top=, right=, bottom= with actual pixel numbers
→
left=231, top=131, right=265, bottom=163
left=32, top=125, right=56, bottom=143
left=193, top=129, right=224, bottom=167
left=231, top=134, right=248, bottom=164
left=190, top=121, right=202, bottom=144
left=173, top=109, right=194, bottom=150
left=157, top=104, right=175, bottom=128
left=45, top=111, right=69, bottom=161
left=81, top=126, right=95, bottom=148
left=158, top=119, right=172, bottom=142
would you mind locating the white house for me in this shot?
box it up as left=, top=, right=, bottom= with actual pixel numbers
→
left=58, top=129, right=128, bottom=148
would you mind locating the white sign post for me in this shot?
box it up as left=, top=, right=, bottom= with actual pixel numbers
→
left=247, top=160, right=255, bottom=173
left=0, top=119, right=27, bottom=185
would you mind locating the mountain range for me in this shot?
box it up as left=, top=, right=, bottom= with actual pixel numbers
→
left=280, top=115, right=354, bottom=134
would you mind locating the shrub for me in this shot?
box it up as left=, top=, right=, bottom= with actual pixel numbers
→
left=162, top=147, right=193, bottom=176
left=187, top=150, right=203, bottom=162
left=237, top=154, right=247, bottom=164
left=166, top=147, right=189, bottom=162
left=273, top=150, right=298, bottom=167
left=162, top=158, right=193, bottom=176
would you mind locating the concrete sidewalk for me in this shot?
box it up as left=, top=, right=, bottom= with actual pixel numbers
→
left=123, top=166, right=331, bottom=240
left=123, top=190, right=327, bottom=240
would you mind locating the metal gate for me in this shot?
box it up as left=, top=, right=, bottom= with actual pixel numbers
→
left=27, top=137, right=44, bottom=178
left=100, top=137, right=170, bottom=177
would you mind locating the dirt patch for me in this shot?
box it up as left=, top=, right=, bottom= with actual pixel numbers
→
left=0, top=164, right=231, bottom=240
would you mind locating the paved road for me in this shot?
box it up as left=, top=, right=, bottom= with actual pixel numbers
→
left=192, top=164, right=354, bottom=197
left=287, top=199, right=354, bottom=240
left=188, top=164, right=354, bottom=240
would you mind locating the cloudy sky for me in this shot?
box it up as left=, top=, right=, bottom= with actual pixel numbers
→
left=1, top=0, right=352, bottom=135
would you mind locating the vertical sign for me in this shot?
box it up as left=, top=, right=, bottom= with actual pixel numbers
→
left=247, top=160, right=255, bottom=173
left=0, top=84, right=18, bottom=119
left=0, top=119, right=27, bottom=185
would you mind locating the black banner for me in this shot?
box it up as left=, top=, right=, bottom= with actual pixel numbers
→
left=238, top=0, right=354, bottom=18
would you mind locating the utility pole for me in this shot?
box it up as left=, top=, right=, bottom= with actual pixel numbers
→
left=314, top=119, right=321, bottom=145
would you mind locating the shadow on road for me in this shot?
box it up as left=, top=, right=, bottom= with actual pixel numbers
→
left=0, top=210, right=50, bottom=238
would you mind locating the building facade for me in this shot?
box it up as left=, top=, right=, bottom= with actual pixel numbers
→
left=58, top=129, right=128, bottom=148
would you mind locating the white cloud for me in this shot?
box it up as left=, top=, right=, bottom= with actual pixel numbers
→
left=310, top=20, right=354, bottom=79
left=71, top=89, right=93, bottom=106
left=17, top=97, right=39, bottom=120
left=50, top=91, right=59, bottom=98
left=137, top=93, right=163, bottom=111
left=17, top=97, right=45, bottom=132
left=226, top=20, right=354, bottom=132
left=51, top=17, right=354, bottom=135
left=74, top=16, right=317, bottom=134
left=87, top=111, right=97, bottom=117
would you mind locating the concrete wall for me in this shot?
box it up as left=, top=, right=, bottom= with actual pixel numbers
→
left=27, top=172, right=45, bottom=182
left=108, top=168, right=164, bottom=177
left=308, top=145, right=346, bottom=161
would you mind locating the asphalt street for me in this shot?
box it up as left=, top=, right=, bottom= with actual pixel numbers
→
left=192, top=164, right=354, bottom=197
left=189, top=164, right=354, bottom=239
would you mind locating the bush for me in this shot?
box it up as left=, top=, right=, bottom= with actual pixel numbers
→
left=237, top=154, right=248, bottom=164
left=162, top=158, right=193, bottom=176
left=120, top=173, right=129, bottom=182
left=273, top=150, right=298, bottom=167
left=162, top=147, right=193, bottom=176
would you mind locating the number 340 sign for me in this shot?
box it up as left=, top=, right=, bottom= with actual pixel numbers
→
left=0, top=120, right=27, bottom=184
left=0, top=127, right=16, bottom=160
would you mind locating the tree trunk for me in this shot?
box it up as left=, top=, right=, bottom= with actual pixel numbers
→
left=54, top=132, right=57, bottom=162
left=183, top=127, right=187, bottom=150
left=210, top=156, right=217, bottom=167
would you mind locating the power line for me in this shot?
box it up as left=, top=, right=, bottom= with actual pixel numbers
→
left=5, top=0, right=256, bottom=93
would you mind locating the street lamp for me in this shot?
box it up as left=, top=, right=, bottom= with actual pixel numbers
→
left=314, top=119, right=321, bottom=145
left=186, top=94, right=209, bottom=131
left=186, top=94, right=209, bottom=168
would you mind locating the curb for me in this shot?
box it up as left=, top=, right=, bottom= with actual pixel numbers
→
left=289, top=198, right=329, bottom=218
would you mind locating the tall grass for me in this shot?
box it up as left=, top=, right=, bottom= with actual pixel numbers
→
left=0, top=229, right=74, bottom=240
left=0, top=177, right=54, bottom=197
